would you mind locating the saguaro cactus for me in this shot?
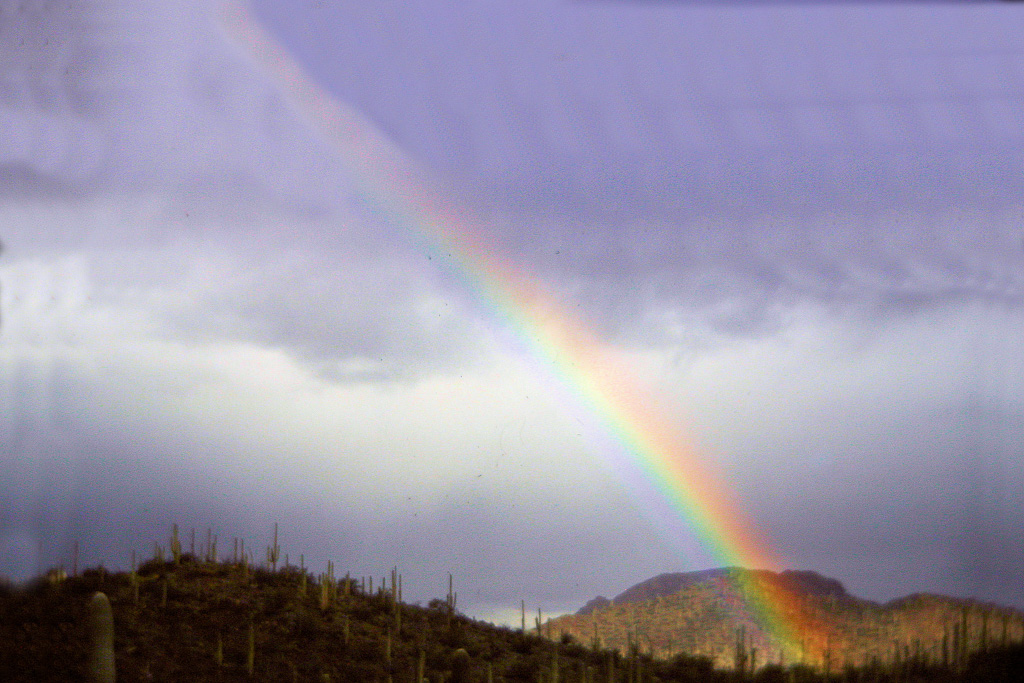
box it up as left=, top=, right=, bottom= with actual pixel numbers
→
left=447, top=574, right=457, bottom=615
left=266, top=523, right=280, bottom=571
left=130, top=571, right=139, bottom=606
left=734, top=625, right=748, bottom=675
left=320, top=573, right=331, bottom=610
left=170, top=524, right=182, bottom=565
left=451, top=648, right=471, bottom=683
left=247, top=617, right=256, bottom=676
left=88, top=592, right=116, bottom=683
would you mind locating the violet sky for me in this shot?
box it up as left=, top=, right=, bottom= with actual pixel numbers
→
left=1, top=0, right=1024, bottom=625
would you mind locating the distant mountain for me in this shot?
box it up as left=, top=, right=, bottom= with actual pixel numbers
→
left=577, top=567, right=847, bottom=615
left=550, top=568, right=1024, bottom=672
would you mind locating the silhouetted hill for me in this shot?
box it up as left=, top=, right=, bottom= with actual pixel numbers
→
left=0, top=553, right=582, bottom=683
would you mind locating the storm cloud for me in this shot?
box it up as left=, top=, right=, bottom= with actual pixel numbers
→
left=2, top=0, right=1024, bottom=623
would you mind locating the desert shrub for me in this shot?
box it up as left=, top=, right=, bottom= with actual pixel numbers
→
left=659, top=652, right=719, bottom=683
left=137, top=558, right=170, bottom=576
left=753, top=663, right=789, bottom=683
left=284, top=604, right=319, bottom=639
left=502, top=655, right=540, bottom=682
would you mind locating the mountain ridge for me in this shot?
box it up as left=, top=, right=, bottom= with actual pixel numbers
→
left=551, top=567, right=1024, bottom=672
left=578, top=567, right=850, bottom=615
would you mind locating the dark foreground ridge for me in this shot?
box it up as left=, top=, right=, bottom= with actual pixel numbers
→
left=2, top=528, right=1024, bottom=682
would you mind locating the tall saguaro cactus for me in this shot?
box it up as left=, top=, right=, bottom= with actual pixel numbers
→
left=267, top=522, right=280, bottom=571
left=88, top=592, right=116, bottom=683
left=247, top=617, right=256, bottom=676
left=170, top=524, right=182, bottom=565
left=451, top=648, right=471, bottom=683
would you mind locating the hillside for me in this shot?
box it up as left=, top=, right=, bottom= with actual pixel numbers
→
left=4, top=530, right=1024, bottom=682
left=548, top=568, right=1024, bottom=672
left=0, top=550, right=568, bottom=683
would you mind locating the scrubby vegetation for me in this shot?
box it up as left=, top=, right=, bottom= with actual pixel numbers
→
left=1, top=526, right=1022, bottom=682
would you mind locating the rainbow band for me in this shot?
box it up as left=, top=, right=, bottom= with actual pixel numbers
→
left=221, top=0, right=831, bottom=664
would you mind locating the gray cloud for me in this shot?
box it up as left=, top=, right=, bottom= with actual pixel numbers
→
left=0, top=0, right=356, bottom=214
left=3, top=0, right=1024, bottom=622
left=503, top=205, right=1024, bottom=354
left=242, top=0, right=1024, bottom=347
left=5, top=0, right=1023, bottom=352
left=0, top=229, right=487, bottom=388
left=251, top=0, right=1024, bottom=219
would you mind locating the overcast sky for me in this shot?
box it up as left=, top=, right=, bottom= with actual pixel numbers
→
left=2, top=0, right=1024, bottom=626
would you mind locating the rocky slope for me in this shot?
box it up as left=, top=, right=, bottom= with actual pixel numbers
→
left=548, top=568, right=1024, bottom=672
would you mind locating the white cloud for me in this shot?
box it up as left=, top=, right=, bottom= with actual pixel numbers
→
left=0, top=200, right=614, bottom=515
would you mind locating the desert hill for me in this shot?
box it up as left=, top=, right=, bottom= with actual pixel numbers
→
left=548, top=568, right=1024, bottom=672
left=577, top=568, right=848, bottom=615
left=5, top=541, right=1024, bottom=682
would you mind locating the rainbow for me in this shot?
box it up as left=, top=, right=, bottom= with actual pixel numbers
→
left=220, top=0, right=833, bottom=665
